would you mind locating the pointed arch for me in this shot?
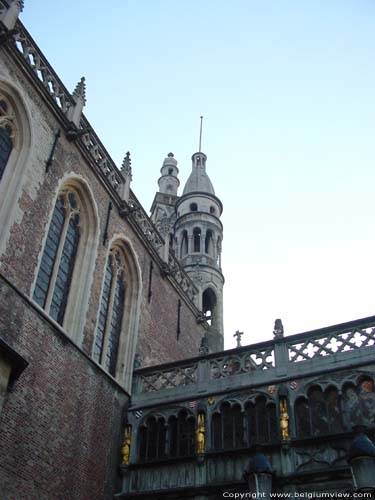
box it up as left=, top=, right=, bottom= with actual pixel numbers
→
left=180, top=230, right=188, bottom=257
left=94, top=236, right=142, bottom=388
left=0, top=81, right=32, bottom=252
left=193, top=227, right=201, bottom=252
left=202, top=287, right=217, bottom=326
left=32, top=176, right=99, bottom=343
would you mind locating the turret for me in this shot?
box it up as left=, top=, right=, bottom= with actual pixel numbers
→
left=158, top=152, right=179, bottom=196
left=175, top=150, right=224, bottom=351
left=150, top=153, right=180, bottom=259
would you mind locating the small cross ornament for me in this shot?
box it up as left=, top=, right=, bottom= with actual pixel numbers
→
left=233, top=330, right=243, bottom=348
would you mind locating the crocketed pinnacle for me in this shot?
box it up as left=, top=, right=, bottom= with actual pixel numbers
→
left=121, top=151, right=132, bottom=177
left=72, top=77, right=86, bottom=103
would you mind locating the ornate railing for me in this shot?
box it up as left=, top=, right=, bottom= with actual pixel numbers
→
left=287, top=324, right=375, bottom=362
left=133, top=316, right=375, bottom=395
left=127, top=191, right=165, bottom=251
left=139, top=362, right=198, bottom=392
left=210, top=346, right=275, bottom=379
left=167, top=252, right=197, bottom=302
left=7, top=15, right=199, bottom=307
left=14, top=23, right=73, bottom=114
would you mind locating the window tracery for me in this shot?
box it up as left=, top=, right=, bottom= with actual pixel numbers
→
left=138, top=410, right=196, bottom=462
left=169, top=410, right=195, bottom=458
left=93, top=246, right=127, bottom=377
left=139, top=415, right=167, bottom=462
left=0, top=96, right=16, bottom=181
left=295, top=385, right=343, bottom=437
left=342, top=377, right=375, bottom=430
left=33, top=189, right=80, bottom=326
left=212, top=398, right=277, bottom=451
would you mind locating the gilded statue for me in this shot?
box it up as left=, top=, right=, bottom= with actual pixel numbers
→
left=196, top=413, right=205, bottom=454
left=280, top=399, right=289, bottom=440
left=121, top=426, right=132, bottom=465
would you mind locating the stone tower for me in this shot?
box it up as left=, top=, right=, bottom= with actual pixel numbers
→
left=175, top=151, right=224, bottom=351
left=150, top=152, right=180, bottom=258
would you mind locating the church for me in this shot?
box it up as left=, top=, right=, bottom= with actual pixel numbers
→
left=0, top=2, right=374, bottom=499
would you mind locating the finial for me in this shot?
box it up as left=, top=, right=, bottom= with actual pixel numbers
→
left=273, top=319, right=284, bottom=339
left=0, top=0, right=24, bottom=30
left=233, top=330, right=243, bottom=348
left=72, top=77, right=86, bottom=103
left=121, top=151, right=132, bottom=177
left=198, top=116, right=203, bottom=152
left=168, top=152, right=174, bottom=157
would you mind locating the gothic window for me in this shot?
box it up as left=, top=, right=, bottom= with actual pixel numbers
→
left=0, top=98, right=15, bottom=182
left=295, top=398, right=310, bottom=438
left=343, top=377, right=375, bottom=430
left=202, top=288, right=217, bottom=326
left=193, top=227, right=201, bottom=252
left=190, top=203, right=198, bottom=212
left=33, top=190, right=80, bottom=326
left=180, top=230, right=188, bottom=257
left=138, top=415, right=167, bottom=462
left=245, top=397, right=278, bottom=445
left=168, top=410, right=195, bottom=458
left=93, top=246, right=126, bottom=377
left=212, top=402, right=244, bottom=450
left=295, top=386, right=343, bottom=438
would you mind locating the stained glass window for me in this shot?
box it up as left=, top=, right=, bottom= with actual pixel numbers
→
left=343, top=378, right=375, bottom=430
left=245, top=397, right=278, bottom=445
left=33, top=190, right=80, bottom=326
left=295, top=386, right=343, bottom=438
left=94, top=247, right=126, bottom=377
left=0, top=126, right=12, bottom=181
left=138, top=416, right=166, bottom=462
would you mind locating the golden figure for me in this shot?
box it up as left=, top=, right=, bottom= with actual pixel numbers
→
left=280, top=399, right=289, bottom=440
left=121, top=426, right=132, bottom=465
left=196, top=413, right=205, bottom=454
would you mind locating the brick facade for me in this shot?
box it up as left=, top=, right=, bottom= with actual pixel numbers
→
left=0, top=8, right=206, bottom=500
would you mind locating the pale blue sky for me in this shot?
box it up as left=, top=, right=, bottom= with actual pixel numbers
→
left=21, top=1, right=375, bottom=348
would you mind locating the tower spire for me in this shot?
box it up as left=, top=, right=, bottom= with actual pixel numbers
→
left=199, top=116, right=203, bottom=152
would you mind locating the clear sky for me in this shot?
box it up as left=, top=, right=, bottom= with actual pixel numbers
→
left=21, top=1, right=375, bottom=349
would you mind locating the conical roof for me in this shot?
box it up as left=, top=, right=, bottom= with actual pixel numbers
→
left=182, top=152, right=215, bottom=195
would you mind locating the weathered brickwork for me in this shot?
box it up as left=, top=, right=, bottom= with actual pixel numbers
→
left=0, top=13, right=206, bottom=500
left=0, top=276, right=126, bottom=500
left=0, top=49, right=205, bottom=369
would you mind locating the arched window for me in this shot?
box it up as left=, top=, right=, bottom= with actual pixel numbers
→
left=0, top=98, right=14, bottom=182
left=92, top=239, right=141, bottom=386
left=193, top=227, right=201, bottom=252
left=202, top=288, right=217, bottom=326
left=295, top=386, right=343, bottom=437
left=212, top=402, right=244, bottom=450
left=343, top=377, right=375, bottom=430
left=245, top=397, right=278, bottom=445
left=33, top=190, right=80, bottom=326
left=168, top=410, right=195, bottom=458
left=205, top=230, right=213, bottom=255
left=190, top=203, right=198, bottom=212
left=93, top=246, right=126, bottom=376
left=180, top=230, right=188, bottom=257
left=138, top=415, right=167, bottom=462
left=209, top=206, right=216, bottom=215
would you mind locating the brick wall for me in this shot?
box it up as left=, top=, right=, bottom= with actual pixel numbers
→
left=0, top=51, right=205, bottom=370
left=0, top=276, right=127, bottom=500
